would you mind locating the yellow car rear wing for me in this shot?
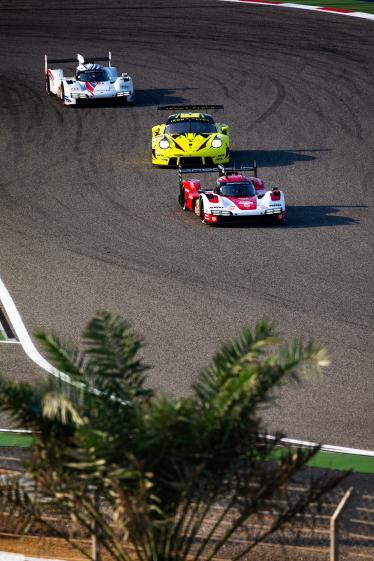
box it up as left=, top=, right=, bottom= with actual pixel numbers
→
left=158, top=104, right=223, bottom=111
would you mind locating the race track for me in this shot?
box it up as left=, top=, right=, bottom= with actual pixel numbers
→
left=0, top=0, right=373, bottom=448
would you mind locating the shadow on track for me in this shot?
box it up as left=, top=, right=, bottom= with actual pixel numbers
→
left=214, top=205, right=363, bottom=229
left=286, top=205, right=364, bottom=228
left=135, top=88, right=196, bottom=107
left=69, top=88, right=194, bottom=109
left=72, top=99, right=134, bottom=109
left=230, top=149, right=331, bottom=168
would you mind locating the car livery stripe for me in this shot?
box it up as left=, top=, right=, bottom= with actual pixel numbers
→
left=85, top=81, right=96, bottom=94
left=197, top=137, right=211, bottom=151
left=172, top=138, right=185, bottom=151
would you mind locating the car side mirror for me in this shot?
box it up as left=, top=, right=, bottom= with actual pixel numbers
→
left=221, top=125, right=228, bottom=135
left=153, top=126, right=160, bottom=136
left=121, top=73, right=130, bottom=81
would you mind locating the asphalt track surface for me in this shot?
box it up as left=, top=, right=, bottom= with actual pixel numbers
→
left=0, top=0, right=373, bottom=448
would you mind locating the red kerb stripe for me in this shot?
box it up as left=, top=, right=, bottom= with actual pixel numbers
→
left=318, top=7, right=353, bottom=13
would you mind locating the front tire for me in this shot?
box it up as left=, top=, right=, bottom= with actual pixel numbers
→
left=200, top=199, right=206, bottom=224
left=180, top=189, right=188, bottom=211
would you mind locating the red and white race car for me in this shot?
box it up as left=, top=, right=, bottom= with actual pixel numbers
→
left=178, top=164, right=286, bottom=224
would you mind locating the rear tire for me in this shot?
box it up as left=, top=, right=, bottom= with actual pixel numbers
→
left=45, top=76, right=53, bottom=96
left=269, top=211, right=286, bottom=225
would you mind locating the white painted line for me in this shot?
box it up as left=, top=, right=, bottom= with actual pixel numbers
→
left=0, top=277, right=373, bottom=456
left=219, top=0, right=374, bottom=21
left=279, top=437, right=374, bottom=458
left=0, top=277, right=127, bottom=405
left=0, top=428, right=32, bottom=433
left=0, top=278, right=71, bottom=384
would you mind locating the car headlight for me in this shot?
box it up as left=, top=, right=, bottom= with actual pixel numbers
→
left=211, top=136, right=222, bottom=148
left=159, top=138, right=170, bottom=149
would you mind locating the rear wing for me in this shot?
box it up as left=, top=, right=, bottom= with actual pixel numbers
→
left=158, top=104, right=223, bottom=112
left=178, top=163, right=258, bottom=185
left=44, top=52, right=112, bottom=73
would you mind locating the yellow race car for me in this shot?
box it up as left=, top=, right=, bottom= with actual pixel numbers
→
left=152, top=105, right=230, bottom=167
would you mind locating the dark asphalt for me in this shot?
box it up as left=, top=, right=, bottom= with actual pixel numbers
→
left=0, top=0, right=373, bottom=448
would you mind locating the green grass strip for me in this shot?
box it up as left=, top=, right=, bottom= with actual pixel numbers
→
left=308, top=450, right=374, bottom=473
left=272, top=447, right=374, bottom=473
left=0, top=432, right=34, bottom=448
left=0, top=333, right=5, bottom=341
left=274, top=0, right=374, bottom=15
left=0, top=432, right=373, bottom=473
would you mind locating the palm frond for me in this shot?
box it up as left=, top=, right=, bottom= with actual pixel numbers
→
left=194, top=320, right=278, bottom=403
left=42, top=391, right=85, bottom=426
left=0, top=377, right=44, bottom=431
left=82, top=312, right=151, bottom=401
left=36, top=331, right=86, bottom=382
left=1, top=314, right=344, bottom=561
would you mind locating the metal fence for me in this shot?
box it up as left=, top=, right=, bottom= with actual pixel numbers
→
left=0, top=449, right=373, bottom=560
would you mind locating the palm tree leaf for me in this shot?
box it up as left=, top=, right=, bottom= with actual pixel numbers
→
left=82, top=312, right=151, bottom=400
left=0, top=377, right=45, bottom=432
left=36, top=331, right=86, bottom=382
left=194, top=320, right=278, bottom=403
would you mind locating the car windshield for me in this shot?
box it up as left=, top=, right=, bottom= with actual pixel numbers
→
left=165, top=121, right=217, bottom=135
left=219, top=182, right=256, bottom=197
left=76, top=69, right=109, bottom=82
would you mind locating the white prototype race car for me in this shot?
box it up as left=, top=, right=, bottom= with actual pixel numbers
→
left=45, top=52, right=134, bottom=105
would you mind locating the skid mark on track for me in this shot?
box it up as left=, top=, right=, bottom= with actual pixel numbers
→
left=248, top=77, right=286, bottom=127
